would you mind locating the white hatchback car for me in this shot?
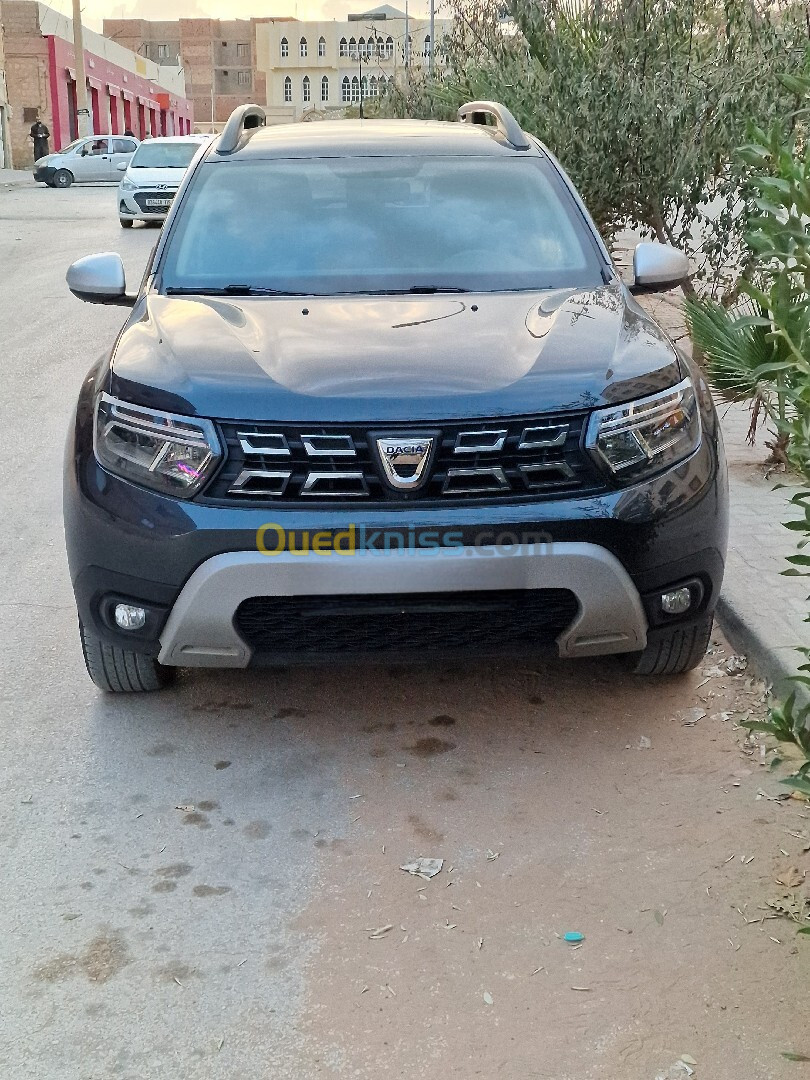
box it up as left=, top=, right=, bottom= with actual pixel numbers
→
left=117, top=135, right=211, bottom=227
left=34, top=135, right=139, bottom=188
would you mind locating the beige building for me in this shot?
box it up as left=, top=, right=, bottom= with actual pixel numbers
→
left=256, top=6, right=452, bottom=123
left=103, top=16, right=298, bottom=128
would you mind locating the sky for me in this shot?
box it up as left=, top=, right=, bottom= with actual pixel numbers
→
left=79, top=0, right=428, bottom=31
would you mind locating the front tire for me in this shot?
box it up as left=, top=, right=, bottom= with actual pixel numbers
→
left=119, top=217, right=133, bottom=228
left=53, top=169, right=73, bottom=189
left=79, top=623, right=174, bottom=692
left=628, top=614, right=713, bottom=676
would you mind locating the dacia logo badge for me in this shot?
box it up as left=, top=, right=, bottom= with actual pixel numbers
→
left=375, top=434, right=435, bottom=490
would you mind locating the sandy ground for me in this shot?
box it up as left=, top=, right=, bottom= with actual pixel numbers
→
left=279, top=637, right=810, bottom=1080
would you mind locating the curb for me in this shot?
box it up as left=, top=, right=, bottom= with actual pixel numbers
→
left=0, top=174, right=35, bottom=188
left=716, top=594, right=809, bottom=709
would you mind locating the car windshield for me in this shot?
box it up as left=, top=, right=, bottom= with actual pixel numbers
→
left=131, top=142, right=202, bottom=168
left=159, top=156, right=605, bottom=295
left=58, top=140, right=82, bottom=154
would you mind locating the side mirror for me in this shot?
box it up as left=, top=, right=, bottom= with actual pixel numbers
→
left=116, top=161, right=128, bottom=172
left=630, top=242, right=690, bottom=295
left=66, top=253, right=135, bottom=307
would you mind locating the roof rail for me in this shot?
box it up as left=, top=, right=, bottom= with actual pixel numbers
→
left=215, top=104, right=266, bottom=155
left=457, top=101, right=530, bottom=151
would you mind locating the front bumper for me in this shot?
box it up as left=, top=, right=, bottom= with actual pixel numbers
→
left=118, top=190, right=176, bottom=221
left=34, top=165, right=56, bottom=183
left=64, top=366, right=728, bottom=666
left=156, top=543, right=648, bottom=667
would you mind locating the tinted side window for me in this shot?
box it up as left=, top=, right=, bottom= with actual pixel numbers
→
left=113, top=139, right=137, bottom=154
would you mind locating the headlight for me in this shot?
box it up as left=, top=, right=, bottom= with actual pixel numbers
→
left=120, top=175, right=137, bottom=191
left=585, top=377, right=701, bottom=478
left=94, top=393, right=221, bottom=498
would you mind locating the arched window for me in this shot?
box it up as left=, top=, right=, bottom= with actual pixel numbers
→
left=358, top=36, right=365, bottom=57
left=360, top=75, right=368, bottom=98
left=300, top=37, right=308, bottom=57
left=339, top=36, right=348, bottom=57
left=302, top=75, right=311, bottom=102
left=376, top=36, right=384, bottom=56
left=349, top=36, right=357, bottom=58
left=351, top=75, right=360, bottom=102
left=385, top=35, right=394, bottom=58
left=424, top=34, right=431, bottom=57
left=318, top=36, right=326, bottom=57
left=369, top=75, right=378, bottom=97
left=284, top=75, right=292, bottom=102
left=280, top=37, right=289, bottom=58
left=341, top=75, right=351, bottom=103
left=321, top=75, right=329, bottom=101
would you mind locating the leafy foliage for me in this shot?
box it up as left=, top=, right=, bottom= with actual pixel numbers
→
left=375, top=0, right=810, bottom=294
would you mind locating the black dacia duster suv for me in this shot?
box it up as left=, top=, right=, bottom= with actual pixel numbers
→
left=64, top=101, right=728, bottom=692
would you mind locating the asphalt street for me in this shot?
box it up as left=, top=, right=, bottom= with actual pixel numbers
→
left=0, top=183, right=807, bottom=1080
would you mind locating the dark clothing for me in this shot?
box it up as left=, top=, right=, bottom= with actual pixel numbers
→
left=30, top=121, right=50, bottom=160
left=124, top=129, right=135, bottom=137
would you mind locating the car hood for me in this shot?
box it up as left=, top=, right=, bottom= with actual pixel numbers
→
left=109, top=281, right=683, bottom=422
left=122, top=166, right=186, bottom=187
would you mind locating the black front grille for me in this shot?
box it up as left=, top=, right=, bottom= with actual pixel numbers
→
left=203, top=413, right=607, bottom=506
left=234, top=589, right=579, bottom=657
left=133, top=190, right=176, bottom=212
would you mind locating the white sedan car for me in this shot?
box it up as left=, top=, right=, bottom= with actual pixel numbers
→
left=34, top=135, right=139, bottom=188
left=117, top=135, right=211, bottom=227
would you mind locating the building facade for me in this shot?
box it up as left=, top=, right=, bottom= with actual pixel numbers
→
left=102, top=17, right=298, bottom=129
left=2, top=1, right=192, bottom=167
left=255, top=8, right=452, bottom=123
left=0, top=9, right=9, bottom=166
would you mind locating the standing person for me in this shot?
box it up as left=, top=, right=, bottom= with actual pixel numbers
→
left=123, top=128, right=135, bottom=137
left=29, top=117, right=50, bottom=160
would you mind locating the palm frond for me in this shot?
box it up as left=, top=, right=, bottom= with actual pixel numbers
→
left=684, top=296, right=777, bottom=403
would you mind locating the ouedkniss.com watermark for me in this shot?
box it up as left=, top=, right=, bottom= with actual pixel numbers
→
left=256, top=524, right=553, bottom=556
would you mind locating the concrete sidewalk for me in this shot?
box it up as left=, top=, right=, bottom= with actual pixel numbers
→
left=0, top=169, right=35, bottom=187
left=639, top=291, right=808, bottom=698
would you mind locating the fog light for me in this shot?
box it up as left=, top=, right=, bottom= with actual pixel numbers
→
left=114, top=603, right=146, bottom=630
left=660, top=586, right=692, bottom=616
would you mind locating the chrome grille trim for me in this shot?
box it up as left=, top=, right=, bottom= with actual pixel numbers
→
left=301, top=470, right=369, bottom=497
left=301, top=434, right=357, bottom=457
left=453, top=429, right=508, bottom=454
left=237, top=432, right=290, bottom=456
left=519, top=462, right=576, bottom=487
left=229, top=469, right=292, bottom=496
left=519, top=425, right=568, bottom=449
left=207, top=412, right=604, bottom=504
left=442, top=466, right=509, bottom=495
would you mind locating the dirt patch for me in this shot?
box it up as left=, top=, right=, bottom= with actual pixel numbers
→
left=407, top=736, right=457, bottom=758
left=243, top=820, right=272, bottom=839
left=155, top=863, right=193, bottom=879
left=35, top=933, right=130, bottom=984
left=192, top=885, right=232, bottom=898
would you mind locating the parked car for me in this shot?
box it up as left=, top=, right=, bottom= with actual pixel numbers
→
left=117, top=135, right=211, bottom=227
left=34, top=135, right=139, bottom=188
left=63, top=102, right=728, bottom=692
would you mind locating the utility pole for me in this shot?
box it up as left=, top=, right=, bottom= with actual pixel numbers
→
left=404, top=0, right=409, bottom=69
left=428, top=0, right=435, bottom=77
left=358, top=46, right=363, bottom=118
left=71, top=0, right=92, bottom=136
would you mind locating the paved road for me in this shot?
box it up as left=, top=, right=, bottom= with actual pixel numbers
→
left=1, top=184, right=808, bottom=1080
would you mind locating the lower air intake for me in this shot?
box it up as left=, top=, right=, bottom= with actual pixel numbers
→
left=234, top=588, right=579, bottom=658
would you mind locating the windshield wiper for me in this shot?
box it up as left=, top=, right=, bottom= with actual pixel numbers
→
left=356, top=285, right=470, bottom=295
left=165, top=285, right=307, bottom=297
